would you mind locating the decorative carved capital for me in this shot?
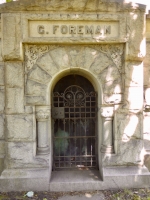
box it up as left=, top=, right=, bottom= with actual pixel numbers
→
left=100, top=106, right=114, bottom=118
left=35, top=106, right=50, bottom=121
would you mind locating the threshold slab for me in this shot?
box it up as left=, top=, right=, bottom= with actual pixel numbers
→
left=50, top=166, right=150, bottom=191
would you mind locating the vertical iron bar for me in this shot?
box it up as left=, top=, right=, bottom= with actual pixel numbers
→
left=80, top=117, right=81, bottom=166
left=85, top=94, right=87, bottom=167
left=58, top=119, right=60, bottom=168
left=75, top=118, right=76, bottom=167
left=91, top=140, right=92, bottom=167
left=64, top=119, right=65, bottom=168
left=69, top=109, right=71, bottom=168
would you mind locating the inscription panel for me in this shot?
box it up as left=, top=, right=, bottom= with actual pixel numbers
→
left=29, top=21, right=119, bottom=38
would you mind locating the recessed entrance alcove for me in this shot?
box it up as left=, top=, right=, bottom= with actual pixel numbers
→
left=50, top=74, right=102, bottom=189
left=52, top=75, right=98, bottom=171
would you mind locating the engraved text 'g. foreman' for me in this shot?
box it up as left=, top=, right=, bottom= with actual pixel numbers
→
left=37, top=25, right=111, bottom=35
left=29, top=21, right=119, bottom=38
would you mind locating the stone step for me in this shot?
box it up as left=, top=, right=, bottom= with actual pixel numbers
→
left=49, top=166, right=150, bottom=191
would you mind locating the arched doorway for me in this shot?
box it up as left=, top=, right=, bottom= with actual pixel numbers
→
left=52, top=75, right=98, bottom=170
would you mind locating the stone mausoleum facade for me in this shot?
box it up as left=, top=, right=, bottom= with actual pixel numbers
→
left=1, top=0, right=150, bottom=191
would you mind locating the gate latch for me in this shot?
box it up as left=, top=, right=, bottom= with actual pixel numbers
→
left=51, top=107, right=65, bottom=119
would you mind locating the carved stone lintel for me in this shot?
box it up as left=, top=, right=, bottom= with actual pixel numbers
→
left=35, top=106, right=50, bottom=121
left=101, top=106, right=114, bottom=118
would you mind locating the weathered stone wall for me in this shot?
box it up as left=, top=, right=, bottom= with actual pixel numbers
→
left=144, top=15, right=150, bottom=155
left=0, top=17, right=4, bottom=174
left=1, top=15, right=50, bottom=169
left=0, top=0, right=148, bottom=190
left=4, top=60, right=50, bottom=168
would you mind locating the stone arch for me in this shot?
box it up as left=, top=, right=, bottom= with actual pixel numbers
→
left=25, top=44, right=124, bottom=106
left=48, top=68, right=103, bottom=108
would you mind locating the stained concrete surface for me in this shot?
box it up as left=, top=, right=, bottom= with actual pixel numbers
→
left=58, top=192, right=105, bottom=200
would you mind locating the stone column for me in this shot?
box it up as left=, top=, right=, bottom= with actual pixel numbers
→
left=101, top=106, right=114, bottom=154
left=35, top=106, right=50, bottom=155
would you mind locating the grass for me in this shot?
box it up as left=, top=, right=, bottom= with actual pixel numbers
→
left=103, top=188, right=150, bottom=200
left=1, top=189, right=150, bottom=200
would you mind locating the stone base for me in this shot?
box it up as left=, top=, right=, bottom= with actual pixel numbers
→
left=0, top=168, right=50, bottom=192
left=50, top=166, right=150, bottom=191
left=101, top=145, right=114, bottom=153
left=0, top=166, right=150, bottom=192
left=37, top=146, right=50, bottom=155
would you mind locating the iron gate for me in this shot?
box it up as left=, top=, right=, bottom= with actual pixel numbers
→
left=52, top=85, right=97, bottom=170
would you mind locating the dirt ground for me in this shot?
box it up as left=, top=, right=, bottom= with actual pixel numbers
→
left=1, top=189, right=150, bottom=200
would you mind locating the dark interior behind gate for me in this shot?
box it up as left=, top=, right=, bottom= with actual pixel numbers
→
left=52, top=75, right=97, bottom=170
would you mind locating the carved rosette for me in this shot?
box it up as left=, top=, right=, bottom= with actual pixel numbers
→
left=35, top=106, right=50, bottom=121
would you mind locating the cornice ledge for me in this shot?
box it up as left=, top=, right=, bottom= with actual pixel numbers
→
left=0, top=0, right=146, bottom=13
